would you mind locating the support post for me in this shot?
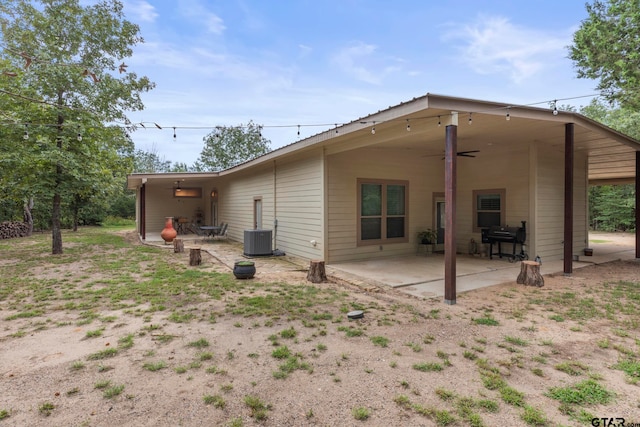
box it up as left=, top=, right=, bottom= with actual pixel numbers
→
left=636, top=151, right=640, bottom=259
left=140, top=183, right=146, bottom=240
left=564, top=123, right=574, bottom=275
left=444, top=124, right=457, bottom=305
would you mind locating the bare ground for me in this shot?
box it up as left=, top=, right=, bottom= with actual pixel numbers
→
left=1, top=231, right=640, bottom=426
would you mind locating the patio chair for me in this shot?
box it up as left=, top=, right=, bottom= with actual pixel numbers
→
left=214, top=222, right=228, bottom=240
left=186, top=222, right=204, bottom=237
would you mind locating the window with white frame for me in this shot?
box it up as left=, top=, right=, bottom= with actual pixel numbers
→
left=473, top=189, right=505, bottom=231
left=358, top=179, right=408, bottom=245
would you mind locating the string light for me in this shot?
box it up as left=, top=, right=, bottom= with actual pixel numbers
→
left=77, top=130, right=82, bottom=141
left=2, top=93, right=607, bottom=141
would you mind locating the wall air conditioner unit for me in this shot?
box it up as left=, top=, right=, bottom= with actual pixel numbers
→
left=243, top=229, right=272, bottom=256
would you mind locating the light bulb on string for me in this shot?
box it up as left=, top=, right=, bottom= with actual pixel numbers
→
left=468, top=113, right=472, bottom=125
left=371, top=121, right=376, bottom=135
left=297, top=125, right=300, bottom=137
left=77, top=132, right=82, bottom=142
left=23, top=124, right=28, bottom=140
left=406, top=119, right=411, bottom=132
left=506, top=108, right=511, bottom=121
left=173, top=127, right=176, bottom=140
left=335, top=124, right=339, bottom=134
left=437, top=116, right=441, bottom=127
left=552, top=100, right=558, bottom=116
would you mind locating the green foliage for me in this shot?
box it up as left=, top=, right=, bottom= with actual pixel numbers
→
left=570, top=0, right=640, bottom=108
left=589, top=185, right=635, bottom=231
left=195, top=120, right=271, bottom=171
left=547, top=379, right=615, bottom=406
left=0, top=0, right=154, bottom=252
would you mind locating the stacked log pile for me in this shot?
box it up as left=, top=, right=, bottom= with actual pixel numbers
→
left=0, top=221, right=30, bottom=239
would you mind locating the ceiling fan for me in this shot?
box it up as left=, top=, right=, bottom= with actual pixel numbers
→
left=165, top=180, right=184, bottom=190
left=423, top=150, right=480, bottom=159
left=454, top=150, right=480, bottom=158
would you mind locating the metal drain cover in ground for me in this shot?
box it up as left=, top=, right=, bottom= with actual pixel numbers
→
left=347, top=310, right=364, bottom=319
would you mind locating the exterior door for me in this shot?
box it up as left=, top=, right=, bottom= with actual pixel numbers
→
left=254, top=198, right=262, bottom=229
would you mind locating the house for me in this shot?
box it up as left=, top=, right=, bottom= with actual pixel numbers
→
left=127, top=93, right=640, bottom=302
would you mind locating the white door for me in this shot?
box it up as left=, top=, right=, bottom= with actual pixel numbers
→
left=254, top=198, right=262, bottom=229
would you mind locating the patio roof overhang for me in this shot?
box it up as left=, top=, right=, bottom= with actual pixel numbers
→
left=127, top=94, right=640, bottom=188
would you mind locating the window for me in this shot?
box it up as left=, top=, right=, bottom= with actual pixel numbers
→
left=173, top=187, right=202, bottom=198
left=473, top=189, right=505, bottom=231
left=358, top=179, right=408, bottom=245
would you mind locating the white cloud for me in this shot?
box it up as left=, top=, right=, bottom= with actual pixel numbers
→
left=331, top=41, right=385, bottom=85
left=177, top=0, right=226, bottom=35
left=443, top=15, right=569, bottom=84
left=124, top=0, right=158, bottom=23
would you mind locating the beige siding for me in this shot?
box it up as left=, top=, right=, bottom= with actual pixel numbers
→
left=274, top=152, right=324, bottom=260
left=457, top=146, right=530, bottom=255
left=534, top=147, right=588, bottom=260
left=218, top=163, right=274, bottom=245
left=217, top=150, right=324, bottom=260
left=327, top=149, right=444, bottom=263
left=143, top=184, right=207, bottom=236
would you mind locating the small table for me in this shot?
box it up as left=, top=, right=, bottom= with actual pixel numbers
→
left=200, top=226, right=221, bottom=237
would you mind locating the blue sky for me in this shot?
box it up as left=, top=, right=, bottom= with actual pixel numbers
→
left=121, top=0, right=598, bottom=165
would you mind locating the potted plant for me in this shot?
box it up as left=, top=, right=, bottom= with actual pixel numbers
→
left=417, top=229, right=437, bottom=245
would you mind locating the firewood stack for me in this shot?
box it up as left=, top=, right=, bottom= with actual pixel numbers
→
left=0, top=221, right=30, bottom=239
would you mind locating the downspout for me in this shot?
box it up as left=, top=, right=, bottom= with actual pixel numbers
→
left=273, top=160, right=277, bottom=250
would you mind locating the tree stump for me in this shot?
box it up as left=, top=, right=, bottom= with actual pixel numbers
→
left=189, top=248, right=202, bottom=266
left=307, top=260, right=327, bottom=283
left=173, top=239, right=184, bottom=253
left=516, top=261, right=544, bottom=287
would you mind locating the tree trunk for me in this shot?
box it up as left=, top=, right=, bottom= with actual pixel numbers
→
left=189, top=248, right=202, bottom=266
left=50, top=98, right=65, bottom=254
left=52, top=191, right=63, bottom=254
left=23, top=198, right=33, bottom=236
left=516, top=261, right=544, bottom=287
left=307, top=260, right=327, bottom=283
left=173, top=239, right=184, bottom=253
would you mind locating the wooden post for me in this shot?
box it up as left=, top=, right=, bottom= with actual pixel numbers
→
left=189, top=248, right=202, bottom=266
left=307, top=260, right=327, bottom=283
left=564, top=123, right=574, bottom=275
left=444, top=123, right=457, bottom=305
left=517, top=261, right=544, bottom=287
left=173, top=239, right=184, bottom=253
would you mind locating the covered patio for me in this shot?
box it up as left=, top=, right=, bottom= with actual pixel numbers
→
left=142, top=232, right=635, bottom=300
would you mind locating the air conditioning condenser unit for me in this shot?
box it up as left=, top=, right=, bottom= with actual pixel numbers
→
left=244, top=229, right=272, bottom=256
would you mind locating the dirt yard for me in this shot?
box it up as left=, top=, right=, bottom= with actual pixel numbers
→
left=1, top=230, right=639, bottom=426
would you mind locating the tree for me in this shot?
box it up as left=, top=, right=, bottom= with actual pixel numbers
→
left=0, top=0, right=154, bottom=253
left=580, top=99, right=638, bottom=232
left=570, top=0, right=640, bottom=109
left=195, top=120, right=271, bottom=171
